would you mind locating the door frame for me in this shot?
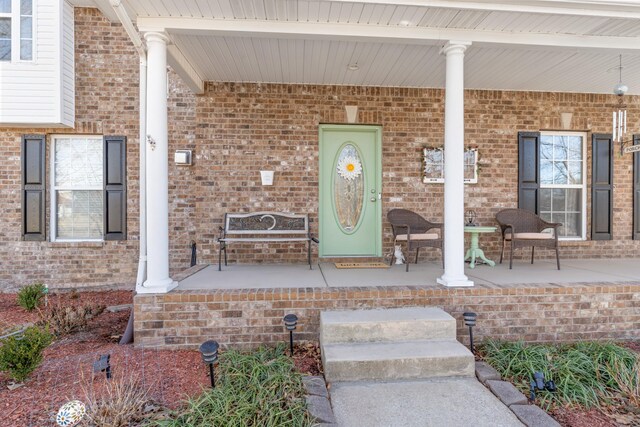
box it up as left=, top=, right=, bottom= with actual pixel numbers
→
left=318, top=124, right=383, bottom=257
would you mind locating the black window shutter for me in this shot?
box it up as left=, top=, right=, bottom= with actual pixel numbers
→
left=22, top=135, right=46, bottom=241
left=104, top=136, right=127, bottom=240
left=591, top=134, right=613, bottom=240
left=518, top=132, right=541, bottom=213
left=633, top=134, right=640, bottom=240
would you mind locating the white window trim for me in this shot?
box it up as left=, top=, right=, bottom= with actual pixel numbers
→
left=50, top=135, right=103, bottom=242
left=0, top=0, right=34, bottom=63
left=423, top=147, right=478, bottom=184
left=539, top=130, right=588, bottom=241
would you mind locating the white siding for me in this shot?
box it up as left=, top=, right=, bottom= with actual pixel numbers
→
left=0, top=0, right=74, bottom=127
left=61, top=1, right=74, bottom=127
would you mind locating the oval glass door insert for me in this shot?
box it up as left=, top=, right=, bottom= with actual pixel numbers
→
left=334, top=144, right=364, bottom=232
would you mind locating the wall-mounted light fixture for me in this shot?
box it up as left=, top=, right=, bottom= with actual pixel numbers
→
left=260, top=170, right=274, bottom=185
left=174, top=150, right=192, bottom=165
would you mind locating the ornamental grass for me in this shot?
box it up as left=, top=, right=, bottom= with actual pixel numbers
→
left=480, top=340, right=640, bottom=410
left=153, top=344, right=313, bottom=427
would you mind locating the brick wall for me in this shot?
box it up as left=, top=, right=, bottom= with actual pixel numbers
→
left=2, top=8, right=640, bottom=291
left=133, top=284, right=640, bottom=349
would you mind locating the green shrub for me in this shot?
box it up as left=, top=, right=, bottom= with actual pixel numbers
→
left=0, top=326, right=52, bottom=382
left=16, top=283, right=46, bottom=311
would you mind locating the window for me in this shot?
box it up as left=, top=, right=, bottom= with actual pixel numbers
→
left=51, top=136, right=104, bottom=241
left=423, top=147, right=478, bottom=183
left=0, top=0, right=33, bottom=62
left=538, top=132, right=587, bottom=240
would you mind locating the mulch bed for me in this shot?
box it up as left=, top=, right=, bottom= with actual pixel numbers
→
left=0, top=291, right=208, bottom=427
left=0, top=290, right=326, bottom=427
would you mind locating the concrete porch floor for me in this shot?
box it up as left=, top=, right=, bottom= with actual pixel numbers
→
left=175, top=258, right=640, bottom=290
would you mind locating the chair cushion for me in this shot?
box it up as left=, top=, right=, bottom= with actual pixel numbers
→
left=505, top=232, right=554, bottom=240
left=395, top=233, right=439, bottom=241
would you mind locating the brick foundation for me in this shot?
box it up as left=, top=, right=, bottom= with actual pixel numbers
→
left=133, top=283, right=640, bottom=349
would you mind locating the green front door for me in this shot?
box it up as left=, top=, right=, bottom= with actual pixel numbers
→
left=319, top=124, right=382, bottom=257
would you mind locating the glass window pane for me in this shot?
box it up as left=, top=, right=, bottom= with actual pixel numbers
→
left=0, top=18, right=10, bottom=38
left=0, top=39, right=9, bottom=61
left=0, top=0, right=10, bottom=13
left=20, top=0, right=32, bottom=15
left=540, top=189, right=551, bottom=212
left=20, top=39, right=30, bottom=60
left=566, top=189, right=581, bottom=212
left=554, top=136, right=568, bottom=160
left=563, top=213, right=581, bottom=238
left=20, top=17, right=31, bottom=38
left=553, top=162, right=568, bottom=184
left=567, top=161, right=582, bottom=185
left=464, top=164, right=475, bottom=181
left=540, top=137, right=553, bottom=160
left=55, top=138, right=103, bottom=188
left=540, top=160, right=553, bottom=184
left=567, top=136, right=582, bottom=160
left=552, top=188, right=566, bottom=211
left=56, top=190, right=103, bottom=240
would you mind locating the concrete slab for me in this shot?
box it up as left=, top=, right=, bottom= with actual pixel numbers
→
left=330, top=378, right=524, bottom=427
left=323, top=340, right=474, bottom=382
left=475, top=361, right=501, bottom=384
left=486, top=380, right=529, bottom=407
left=303, top=376, right=329, bottom=398
left=510, top=404, right=561, bottom=427
left=174, top=258, right=640, bottom=290
left=320, top=307, right=456, bottom=344
left=176, top=264, right=327, bottom=290
left=306, top=395, right=336, bottom=424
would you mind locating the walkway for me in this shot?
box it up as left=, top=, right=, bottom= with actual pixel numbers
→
left=330, top=378, right=524, bottom=427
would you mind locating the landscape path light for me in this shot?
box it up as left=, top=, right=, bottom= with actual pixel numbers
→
left=199, top=340, right=219, bottom=388
left=463, top=312, right=477, bottom=354
left=283, top=314, right=298, bottom=356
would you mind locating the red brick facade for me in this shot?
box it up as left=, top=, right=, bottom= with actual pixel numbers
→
left=1, top=8, right=639, bottom=290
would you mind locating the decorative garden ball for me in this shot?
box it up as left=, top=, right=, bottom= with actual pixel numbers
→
left=56, top=400, right=86, bottom=427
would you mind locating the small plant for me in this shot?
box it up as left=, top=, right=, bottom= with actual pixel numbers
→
left=0, top=325, right=52, bottom=382
left=16, top=283, right=46, bottom=311
left=82, top=374, right=154, bottom=427
left=480, top=339, right=640, bottom=409
left=153, top=344, right=313, bottom=427
left=40, top=304, right=105, bottom=336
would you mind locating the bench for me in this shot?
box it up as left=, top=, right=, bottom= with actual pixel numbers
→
left=218, top=212, right=319, bottom=271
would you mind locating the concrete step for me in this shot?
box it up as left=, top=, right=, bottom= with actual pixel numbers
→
left=322, top=340, right=475, bottom=382
left=320, top=307, right=456, bottom=344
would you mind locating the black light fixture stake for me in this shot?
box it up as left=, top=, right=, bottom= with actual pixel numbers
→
left=463, top=312, right=477, bottom=354
left=93, top=354, right=111, bottom=380
left=199, top=340, right=219, bottom=388
left=283, top=314, right=298, bottom=356
left=529, top=371, right=556, bottom=402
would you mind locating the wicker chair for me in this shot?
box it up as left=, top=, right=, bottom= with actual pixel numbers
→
left=495, top=208, right=561, bottom=270
left=387, top=209, right=443, bottom=272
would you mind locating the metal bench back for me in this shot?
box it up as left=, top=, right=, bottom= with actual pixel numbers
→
left=224, top=212, right=309, bottom=235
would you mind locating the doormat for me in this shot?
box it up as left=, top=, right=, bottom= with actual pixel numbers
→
left=334, top=262, right=390, bottom=269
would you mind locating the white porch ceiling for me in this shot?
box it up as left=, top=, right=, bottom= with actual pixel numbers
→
left=79, top=0, right=640, bottom=94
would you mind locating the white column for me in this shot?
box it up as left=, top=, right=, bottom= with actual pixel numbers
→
left=437, top=41, right=474, bottom=288
left=140, top=32, right=177, bottom=293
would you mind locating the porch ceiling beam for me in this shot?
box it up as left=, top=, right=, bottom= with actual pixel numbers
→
left=167, top=45, right=205, bottom=94
left=137, top=17, right=640, bottom=51
left=322, top=0, right=640, bottom=20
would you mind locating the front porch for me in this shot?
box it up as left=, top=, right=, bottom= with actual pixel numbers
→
left=175, top=259, right=640, bottom=290
left=133, top=259, right=640, bottom=349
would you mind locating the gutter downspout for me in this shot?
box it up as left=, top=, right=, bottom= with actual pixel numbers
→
left=109, top=0, right=147, bottom=344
